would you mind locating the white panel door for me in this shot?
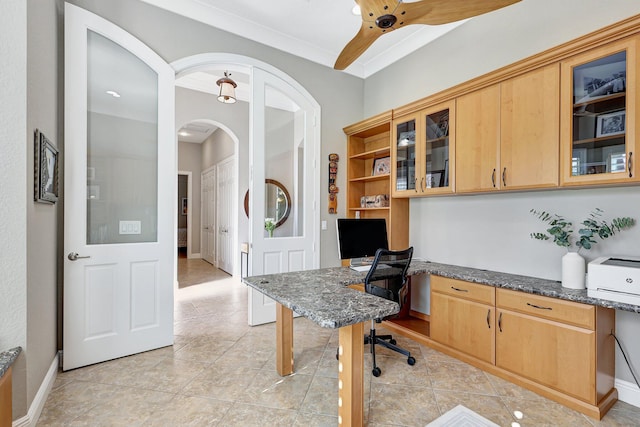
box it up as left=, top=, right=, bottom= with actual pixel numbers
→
left=63, top=4, right=175, bottom=370
left=217, top=156, right=235, bottom=274
left=248, top=68, right=320, bottom=326
left=201, top=166, right=216, bottom=265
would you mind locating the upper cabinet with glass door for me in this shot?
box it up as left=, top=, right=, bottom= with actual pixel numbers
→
left=392, top=101, right=455, bottom=197
left=560, top=38, right=638, bottom=185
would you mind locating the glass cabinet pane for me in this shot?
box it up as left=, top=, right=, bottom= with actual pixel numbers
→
left=395, top=119, right=416, bottom=191
left=425, top=109, right=450, bottom=188
left=571, top=51, right=626, bottom=176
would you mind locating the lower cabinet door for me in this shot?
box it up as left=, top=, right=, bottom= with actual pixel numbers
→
left=431, top=292, right=495, bottom=364
left=496, top=309, right=595, bottom=403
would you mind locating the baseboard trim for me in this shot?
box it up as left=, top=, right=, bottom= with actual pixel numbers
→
left=187, top=252, right=202, bottom=259
left=615, top=378, right=640, bottom=408
left=13, top=354, right=58, bottom=427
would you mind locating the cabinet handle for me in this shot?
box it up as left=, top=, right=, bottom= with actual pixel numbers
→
left=414, top=177, right=419, bottom=193
left=491, top=168, right=496, bottom=187
left=451, top=286, right=468, bottom=293
left=498, top=312, right=502, bottom=332
left=486, top=309, right=491, bottom=329
left=502, top=167, right=507, bottom=187
left=629, top=152, right=633, bottom=178
left=420, top=177, right=425, bottom=192
left=526, top=302, right=552, bottom=310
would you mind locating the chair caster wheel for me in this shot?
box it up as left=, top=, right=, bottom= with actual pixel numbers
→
left=372, top=367, right=381, bottom=377
left=407, top=356, right=416, bottom=366
left=389, top=339, right=397, bottom=345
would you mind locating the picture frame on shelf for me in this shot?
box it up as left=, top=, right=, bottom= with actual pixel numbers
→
left=425, top=172, right=442, bottom=189
left=34, top=129, right=59, bottom=204
left=596, top=110, right=625, bottom=137
left=584, top=162, right=606, bottom=175
left=609, top=153, right=626, bottom=173
left=372, top=156, right=391, bottom=176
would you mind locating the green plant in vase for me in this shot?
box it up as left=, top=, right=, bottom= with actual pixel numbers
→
left=265, top=218, right=276, bottom=237
left=530, top=208, right=635, bottom=289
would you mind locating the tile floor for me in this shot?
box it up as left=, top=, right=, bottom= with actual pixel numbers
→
left=37, top=258, right=640, bottom=426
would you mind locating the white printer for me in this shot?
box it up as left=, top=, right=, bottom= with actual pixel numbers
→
left=588, top=256, right=640, bottom=306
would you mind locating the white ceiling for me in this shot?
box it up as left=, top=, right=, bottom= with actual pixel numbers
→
left=139, top=0, right=473, bottom=78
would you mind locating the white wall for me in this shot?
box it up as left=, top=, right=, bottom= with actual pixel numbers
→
left=202, top=128, right=235, bottom=168
left=0, top=0, right=28, bottom=418
left=364, top=0, right=640, bottom=390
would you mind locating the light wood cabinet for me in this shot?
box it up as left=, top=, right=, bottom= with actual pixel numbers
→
left=496, top=288, right=615, bottom=407
left=344, top=111, right=409, bottom=250
left=501, top=64, right=560, bottom=189
left=457, top=65, right=560, bottom=193
left=560, top=37, right=639, bottom=186
left=427, top=278, right=616, bottom=418
left=455, top=85, right=501, bottom=193
left=392, top=101, right=455, bottom=197
left=430, top=276, right=495, bottom=364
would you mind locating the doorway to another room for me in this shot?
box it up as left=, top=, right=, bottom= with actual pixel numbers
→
left=176, top=117, right=239, bottom=288
left=177, top=172, right=190, bottom=260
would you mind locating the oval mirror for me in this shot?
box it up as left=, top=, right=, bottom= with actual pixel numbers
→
left=243, top=179, right=291, bottom=228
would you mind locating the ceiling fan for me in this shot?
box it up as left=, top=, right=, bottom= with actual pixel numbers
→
left=334, top=0, right=521, bottom=70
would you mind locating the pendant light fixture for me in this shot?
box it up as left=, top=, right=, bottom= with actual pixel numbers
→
left=216, top=71, right=237, bottom=104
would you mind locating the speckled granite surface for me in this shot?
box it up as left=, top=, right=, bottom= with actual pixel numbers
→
left=0, top=347, right=22, bottom=378
left=243, top=267, right=399, bottom=328
left=244, top=260, right=640, bottom=329
left=406, top=260, right=640, bottom=314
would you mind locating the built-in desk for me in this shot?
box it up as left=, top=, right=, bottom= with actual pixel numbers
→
left=244, top=261, right=640, bottom=423
left=243, top=268, right=399, bottom=427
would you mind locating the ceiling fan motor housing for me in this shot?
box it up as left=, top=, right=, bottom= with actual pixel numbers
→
left=375, top=14, right=397, bottom=29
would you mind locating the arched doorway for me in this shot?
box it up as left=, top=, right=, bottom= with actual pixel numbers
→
left=172, top=53, right=321, bottom=325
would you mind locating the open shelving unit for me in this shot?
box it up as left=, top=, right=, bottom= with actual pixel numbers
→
left=343, top=111, right=409, bottom=251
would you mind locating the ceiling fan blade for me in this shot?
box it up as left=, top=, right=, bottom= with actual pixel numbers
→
left=405, top=0, right=521, bottom=26
left=334, top=23, right=385, bottom=70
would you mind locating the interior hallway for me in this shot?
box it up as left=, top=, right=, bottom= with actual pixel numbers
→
left=36, top=260, right=640, bottom=426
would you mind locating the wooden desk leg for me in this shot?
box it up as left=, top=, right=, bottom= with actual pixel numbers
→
left=338, top=322, right=364, bottom=427
left=276, top=303, right=294, bottom=376
left=0, top=367, right=12, bottom=427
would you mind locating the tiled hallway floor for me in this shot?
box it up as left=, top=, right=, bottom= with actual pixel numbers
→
left=38, top=259, right=640, bottom=426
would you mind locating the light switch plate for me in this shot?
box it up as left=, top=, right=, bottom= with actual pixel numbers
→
left=119, top=220, right=141, bottom=235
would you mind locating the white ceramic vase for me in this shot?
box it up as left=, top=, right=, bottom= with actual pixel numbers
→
left=562, top=251, right=586, bottom=289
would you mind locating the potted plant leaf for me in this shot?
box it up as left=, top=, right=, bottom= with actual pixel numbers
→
left=530, top=208, right=635, bottom=289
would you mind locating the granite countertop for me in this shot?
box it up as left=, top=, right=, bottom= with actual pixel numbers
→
left=244, top=260, right=640, bottom=328
left=0, top=347, right=22, bottom=378
left=405, top=260, right=640, bottom=314
left=243, top=268, right=399, bottom=329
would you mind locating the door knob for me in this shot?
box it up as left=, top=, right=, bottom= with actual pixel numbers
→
left=68, top=252, right=91, bottom=261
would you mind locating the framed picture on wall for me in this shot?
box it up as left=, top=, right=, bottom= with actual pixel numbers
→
left=181, top=198, right=188, bottom=215
left=34, top=129, right=59, bottom=204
